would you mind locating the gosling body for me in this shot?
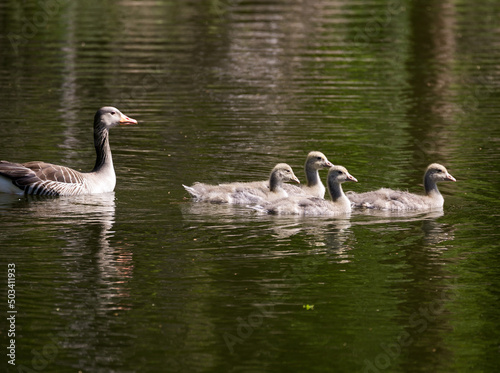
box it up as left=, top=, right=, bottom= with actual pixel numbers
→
left=347, top=163, right=456, bottom=211
left=282, top=151, right=333, bottom=198
left=255, top=165, right=357, bottom=216
left=183, top=163, right=300, bottom=204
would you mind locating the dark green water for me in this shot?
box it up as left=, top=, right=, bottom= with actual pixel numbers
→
left=1, top=0, right=499, bottom=372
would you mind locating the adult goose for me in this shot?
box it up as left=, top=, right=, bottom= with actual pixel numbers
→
left=347, top=163, right=456, bottom=211
left=0, top=107, right=137, bottom=196
left=183, top=163, right=300, bottom=204
left=254, top=165, right=357, bottom=216
left=282, top=151, right=333, bottom=198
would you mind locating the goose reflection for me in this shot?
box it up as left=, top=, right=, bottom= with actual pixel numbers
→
left=182, top=199, right=353, bottom=237
left=54, top=193, right=133, bottom=314
left=182, top=198, right=356, bottom=265
left=24, top=192, right=132, bottom=370
left=2, top=193, right=133, bottom=314
left=352, top=208, right=444, bottom=224
left=421, top=214, right=455, bottom=246
left=351, top=208, right=454, bottom=246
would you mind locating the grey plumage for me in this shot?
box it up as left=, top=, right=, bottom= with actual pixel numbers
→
left=282, top=151, right=333, bottom=199
left=253, top=165, right=358, bottom=216
left=0, top=107, right=137, bottom=196
left=183, top=163, right=300, bottom=204
left=346, top=163, right=456, bottom=211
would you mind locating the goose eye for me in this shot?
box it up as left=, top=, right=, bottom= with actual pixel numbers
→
left=317, top=157, right=322, bottom=161
left=111, top=111, right=116, bottom=115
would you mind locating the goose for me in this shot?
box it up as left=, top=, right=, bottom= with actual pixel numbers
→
left=254, top=165, right=358, bottom=216
left=347, top=163, right=456, bottom=211
left=0, top=107, right=137, bottom=196
left=183, top=163, right=300, bottom=204
left=282, top=151, right=333, bottom=198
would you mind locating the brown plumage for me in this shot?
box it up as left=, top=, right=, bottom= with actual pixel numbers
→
left=0, top=107, right=137, bottom=196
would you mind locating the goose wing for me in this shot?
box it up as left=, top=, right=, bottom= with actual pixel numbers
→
left=22, top=161, right=86, bottom=184
left=0, top=161, right=86, bottom=195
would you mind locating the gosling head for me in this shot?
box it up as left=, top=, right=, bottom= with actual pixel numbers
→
left=272, top=163, right=300, bottom=184
left=306, top=151, right=334, bottom=170
left=327, top=165, right=358, bottom=184
left=425, top=163, right=456, bottom=183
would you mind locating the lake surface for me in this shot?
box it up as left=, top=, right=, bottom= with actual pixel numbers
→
left=1, top=0, right=499, bottom=372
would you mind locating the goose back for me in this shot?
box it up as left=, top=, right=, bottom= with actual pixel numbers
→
left=347, top=163, right=456, bottom=211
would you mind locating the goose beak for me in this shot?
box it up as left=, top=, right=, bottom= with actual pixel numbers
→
left=446, top=173, right=456, bottom=182
left=119, top=114, right=138, bottom=125
left=347, top=174, right=358, bottom=182
left=292, top=175, right=300, bottom=184
left=324, top=160, right=334, bottom=168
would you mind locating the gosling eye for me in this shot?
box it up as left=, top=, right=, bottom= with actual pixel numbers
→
left=317, top=157, right=322, bottom=161
left=111, top=111, right=116, bottom=115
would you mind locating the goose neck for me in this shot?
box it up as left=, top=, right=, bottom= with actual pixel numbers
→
left=269, top=172, right=281, bottom=192
left=328, top=179, right=344, bottom=202
left=305, top=166, right=320, bottom=187
left=424, top=174, right=440, bottom=197
left=92, top=127, right=113, bottom=173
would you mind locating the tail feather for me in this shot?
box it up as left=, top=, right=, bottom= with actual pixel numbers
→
left=182, top=184, right=200, bottom=199
left=0, top=161, right=39, bottom=194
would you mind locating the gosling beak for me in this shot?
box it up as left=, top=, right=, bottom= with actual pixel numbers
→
left=119, top=113, right=138, bottom=125
left=347, top=174, right=358, bottom=182
left=292, top=175, right=301, bottom=184
left=324, top=160, right=334, bottom=168
left=446, top=173, right=456, bottom=182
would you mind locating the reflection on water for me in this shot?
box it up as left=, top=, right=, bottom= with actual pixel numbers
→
left=352, top=208, right=444, bottom=223
left=181, top=200, right=455, bottom=270
left=2, top=193, right=133, bottom=311
left=1, top=192, right=135, bottom=370
left=182, top=200, right=353, bottom=243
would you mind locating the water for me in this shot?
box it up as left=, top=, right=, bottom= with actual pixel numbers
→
left=1, top=0, right=499, bottom=372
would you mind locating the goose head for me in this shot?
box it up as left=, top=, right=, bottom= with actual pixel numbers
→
left=327, top=165, right=358, bottom=184
left=271, top=163, right=300, bottom=184
left=305, top=151, right=334, bottom=170
left=425, top=163, right=456, bottom=183
left=94, top=107, right=138, bottom=130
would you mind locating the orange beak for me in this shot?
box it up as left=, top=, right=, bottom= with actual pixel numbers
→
left=119, top=113, right=138, bottom=125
